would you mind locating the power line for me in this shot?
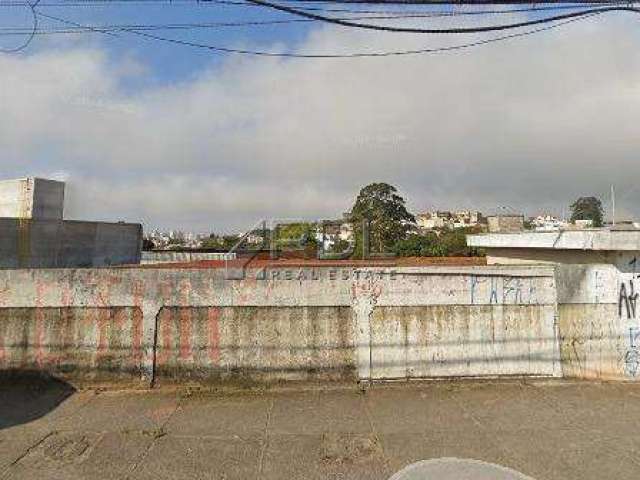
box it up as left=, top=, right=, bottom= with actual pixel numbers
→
left=0, top=5, right=614, bottom=34
left=36, top=8, right=603, bottom=57
left=0, top=0, right=619, bottom=16
left=244, top=1, right=640, bottom=33
left=0, top=14, right=507, bottom=34
left=0, top=0, right=38, bottom=52
left=0, top=1, right=632, bottom=55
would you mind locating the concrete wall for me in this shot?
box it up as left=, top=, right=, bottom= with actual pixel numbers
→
left=555, top=256, right=640, bottom=381
left=0, top=307, right=144, bottom=383
left=0, top=219, right=142, bottom=268
left=0, top=178, right=32, bottom=218
left=0, top=266, right=560, bottom=386
left=141, top=251, right=236, bottom=265
left=0, top=178, right=64, bottom=220
left=31, top=178, right=65, bottom=220
left=484, top=248, right=616, bottom=265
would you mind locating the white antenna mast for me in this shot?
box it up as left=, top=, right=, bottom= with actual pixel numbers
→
left=611, top=184, right=616, bottom=227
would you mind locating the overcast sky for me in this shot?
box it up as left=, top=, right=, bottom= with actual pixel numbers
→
left=1, top=6, right=640, bottom=232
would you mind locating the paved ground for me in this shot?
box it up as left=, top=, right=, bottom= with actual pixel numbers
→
left=1, top=379, right=639, bottom=480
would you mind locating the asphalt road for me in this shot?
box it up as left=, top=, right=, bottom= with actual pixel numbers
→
left=1, top=379, right=639, bottom=480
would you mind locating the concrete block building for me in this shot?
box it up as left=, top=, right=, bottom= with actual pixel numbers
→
left=0, top=177, right=64, bottom=220
left=0, top=177, right=141, bottom=268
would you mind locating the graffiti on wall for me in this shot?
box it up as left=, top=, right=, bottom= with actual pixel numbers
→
left=620, top=257, right=640, bottom=376
left=470, top=276, right=538, bottom=305
left=624, top=327, right=640, bottom=377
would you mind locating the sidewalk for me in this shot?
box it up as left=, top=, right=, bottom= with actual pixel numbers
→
left=1, top=379, right=639, bottom=479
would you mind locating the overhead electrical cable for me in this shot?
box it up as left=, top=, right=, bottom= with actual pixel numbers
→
left=243, top=1, right=640, bottom=33
left=35, top=8, right=603, bottom=57
left=0, top=0, right=38, bottom=52
left=0, top=5, right=613, bottom=34
left=0, top=0, right=622, bottom=16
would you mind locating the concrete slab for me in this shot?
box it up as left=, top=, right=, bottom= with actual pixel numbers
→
left=263, top=433, right=391, bottom=480
left=4, top=432, right=154, bottom=480
left=269, top=390, right=372, bottom=435
left=163, top=393, right=270, bottom=439
left=49, top=391, right=180, bottom=434
left=132, top=435, right=262, bottom=480
left=449, top=382, right=571, bottom=431
left=364, top=384, right=480, bottom=434
left=489, top=428, right=637, bottom=480
left=3, top=381, right=640, bottom=480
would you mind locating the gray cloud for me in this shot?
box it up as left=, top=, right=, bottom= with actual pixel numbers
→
left=2, top=15, right=640, bottom=232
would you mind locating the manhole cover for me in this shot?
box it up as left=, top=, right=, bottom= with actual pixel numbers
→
left=389, top=458, right=536, bottom=480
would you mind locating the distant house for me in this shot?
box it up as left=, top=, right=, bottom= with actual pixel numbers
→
left=532, top=215, right=569, bottom=232
left=487, top=214, right=525, bottom=233
left=417, top=210, right=483, bottom=231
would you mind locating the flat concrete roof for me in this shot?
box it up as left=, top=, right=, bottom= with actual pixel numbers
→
left=467, top=229, right=640, bottom=251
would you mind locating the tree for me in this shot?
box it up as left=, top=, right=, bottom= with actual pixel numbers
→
left=393, top=233, right=444, bottom=257
left=570, top=196, right=603, bottom=227
left=142, top=238, right=156, bottom=251
left=393, top=228, right=481, bottom=258
left=350, top=183, right=415, bottom=255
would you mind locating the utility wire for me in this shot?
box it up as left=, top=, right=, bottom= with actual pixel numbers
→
left=0, top=5, right=614, bottom=34
left=244, top=1, right=640, bottom=33
left=0, top=15, right=499, bottom=34
left=0, top=0, right=38, bottom=52
left=0, top=0, right=620, bottom=16
left=36, top=8, right=603, bottom=57
left=1, top=0, right=632, bottom=54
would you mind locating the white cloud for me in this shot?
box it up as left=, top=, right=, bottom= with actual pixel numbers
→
left=2, top=14, right=640, bottom=231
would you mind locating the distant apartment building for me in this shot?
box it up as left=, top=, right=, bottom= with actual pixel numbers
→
left=531, top=215, right=569, bottom=232
left=487, top=214, right=525, bottom=233
left=417, top=210, right=483, bottom=231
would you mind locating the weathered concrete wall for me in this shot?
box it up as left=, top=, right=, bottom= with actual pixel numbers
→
left=0, top=219, right=142, bottom=268
left=484, top=248, right=615, bottom=266
left=0, top=307, right=144, bottom=384
left=371, top=305, right=557, bottom=379
left=141, top=251, right=236, bottom=265
left=556, top=255, right=640, bottom=380
left=0, top=266, right=559, bottom=386
left=155, top=306, right=355, bottom=382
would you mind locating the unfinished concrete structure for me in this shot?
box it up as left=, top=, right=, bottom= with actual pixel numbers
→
left=0, top=177, right=64, bottom=220
left=466, top=229, right=640, bottom=265
left=0, top=177, right=141, bottom=268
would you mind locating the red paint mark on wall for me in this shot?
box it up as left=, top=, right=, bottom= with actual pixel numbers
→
left=208, top=308, right=220, bottom=365
left=0, top=279, right=10, bottom=307
left=34, top=280, right=51, bottom=367
left=60, top=282, right=72, bottom=305
left=178, top=280, right=192, bottom=361
left=96, top=309, right=110, bottom=357
left=0, top=327, right=5, bottom=364
left=131, top=280, right=144, bottom=363
left=179, top=309, right=192, bottom=361
left=157, top=313, right=172, bottom=366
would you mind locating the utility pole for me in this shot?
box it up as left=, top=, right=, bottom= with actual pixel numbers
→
left=611, top=184, right=616, bottom=227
